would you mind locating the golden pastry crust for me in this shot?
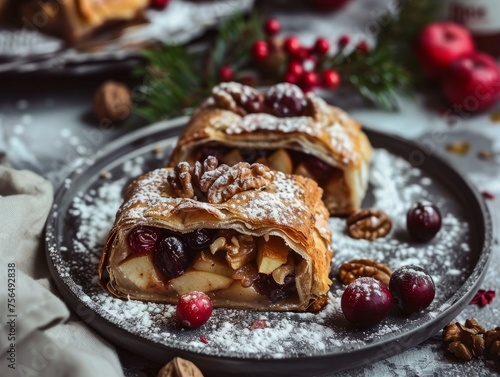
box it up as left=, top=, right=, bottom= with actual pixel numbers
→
left=19, top=0, right=148, bottom=45
left=168, top=82, right=372, bottom=215
left=99, top=158, right=333, bottom=312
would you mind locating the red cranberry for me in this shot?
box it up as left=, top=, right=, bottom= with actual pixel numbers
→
left=284, top=72, right=299, bottom=85
left=300, top=71, right=319, bottom=91
left=176, top=291, right=213, bottom=328
left=128, top=227, right=160, bottom=255
left=322, top=70, right=341, bottom=89
left=264, top=18, right=281, bottom=36
left=252, top=40, right=270, bottom=60
left=296, top=47, right=313, bottom=61
left=153, top=236, right=187, bottom=280
left=314, top=37, right=330, bottom=55
left=218, top=66, right=233, bottom=82
left=389, top=265, right=436, bottom=314
left=406, top=202, right=442, bottom=242
left=150, top=0, right=169, bottom=10
left=197, top=145, right=227, bottom=162
left=254, top=274, right=296, bottom=302
left=287, top=61, right=304, bottom=77
left=341, top=277, right=393, bottom=327
left=184, top=229, right=214, bottom=251
left=284, top=36, right=301, bottom=57
left=356, top=41, right=369, bottom=53
left=338, top=35, right=350, bottom=47
left=304, top=155, right=335, bottom=183
left=265, top=83, right=307, bottom=117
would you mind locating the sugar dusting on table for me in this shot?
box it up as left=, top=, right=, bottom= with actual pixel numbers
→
left=55, top=149, right=471, bottom=359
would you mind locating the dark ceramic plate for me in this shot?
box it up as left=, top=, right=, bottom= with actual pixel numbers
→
left=45, top=117, right=492, bottom=377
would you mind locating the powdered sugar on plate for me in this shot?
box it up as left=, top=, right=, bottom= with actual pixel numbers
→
left=46, top=142, right=479, bottom=362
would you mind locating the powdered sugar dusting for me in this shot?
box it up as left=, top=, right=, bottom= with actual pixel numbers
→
left=227, top=113, right=317, bottom=135
left=46, top=145, right=480, bottom=363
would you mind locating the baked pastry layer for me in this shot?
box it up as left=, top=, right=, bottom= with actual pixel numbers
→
left=99, top=157, right=333, bottom=312
left=19, top=0, right=148, bottom=45
left=168, top=82, right=372, bottom=215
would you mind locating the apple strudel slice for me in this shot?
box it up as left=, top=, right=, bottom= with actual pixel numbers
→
left=168, top=82, right=373, bottom=216
left=99, top=157, right=333, bottom=312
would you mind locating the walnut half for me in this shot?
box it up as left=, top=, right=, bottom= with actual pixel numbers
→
left=210, top=230, right=256, bottom=270
left=157, top=357, right=203, bottom=377
left=338, top=259, right=392, bottom=286
left=443, top=318, right=485, bottom=361
left=166, top=157, right=274, bottom=204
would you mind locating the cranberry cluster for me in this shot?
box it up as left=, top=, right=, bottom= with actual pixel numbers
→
left=128, top=226, right=214, bottom=280
left=341, top=265, right=436, bottom=327
left=254, top=273, right=297, bottom=303
left=250, top=18, right=370, bottom=92
left=251, top=18, right=346, bottom=92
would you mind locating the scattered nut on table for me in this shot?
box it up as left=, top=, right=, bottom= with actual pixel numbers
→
left=157, top=357, right=204, bottom=377
left=484, top=326, right=500, bottom=361
left=442, top=318, right=485, bottom=361
left=338, top=259, right=392, bottom=286
left=93, top=80, right=132, bottom=123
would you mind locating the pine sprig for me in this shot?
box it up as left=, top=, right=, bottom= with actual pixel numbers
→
left=324, top=0, right=437, bottom=110
left=135, top=1, right=439, bottom=121
left=134, top=46, right=203, bottom=122
left=135, top=13, right=264, bottom=122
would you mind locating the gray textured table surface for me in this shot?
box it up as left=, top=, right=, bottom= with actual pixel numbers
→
left=1, top=1, right=499, bottom=376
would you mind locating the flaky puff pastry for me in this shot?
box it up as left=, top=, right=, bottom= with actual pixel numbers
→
left=20, top=0, right=148, bottom=45
left=168, top=82, right=372, bottom=215
left=99, top=157, right=333, bottom=312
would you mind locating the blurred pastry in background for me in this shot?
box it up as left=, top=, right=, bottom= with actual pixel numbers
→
left=18, top=0, right=148, bottom=45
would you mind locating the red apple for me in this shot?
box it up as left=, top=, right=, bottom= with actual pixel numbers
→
left=441, top=52, right=500, bottom=113
left=418, top=22, right=475, bottom=77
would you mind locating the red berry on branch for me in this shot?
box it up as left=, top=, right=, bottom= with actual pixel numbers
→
left=150, top=0, right=169, bottom=10
left=322, top=69, right=341, bottom=89
left=284, top=36, right=301, bottom=57
left=284, top=72, right=299, bottom=85
left=338, top=34, right=350, bottom=47
left=264, top=18, right=281, bottom=36
left=252, top=40, right=270, bottom=60
left=301, top=71, right=319, bottom=89
left=297, top=47, right=313, bottom=61
left=314, top=37, right=330, bottom=55
left=287, top=61, right=304, bottom=77
left=356, top=41, right=369, bottom=53
left=218, top=66, right=233, bottom=82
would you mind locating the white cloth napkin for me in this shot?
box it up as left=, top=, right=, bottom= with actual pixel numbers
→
left=0, top=166, right=123, bottom=377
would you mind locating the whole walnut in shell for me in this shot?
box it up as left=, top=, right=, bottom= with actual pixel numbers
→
left=94, top=80, right=132, bottom=123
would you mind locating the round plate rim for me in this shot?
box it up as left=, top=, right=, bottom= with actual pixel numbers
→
left=44, top=117, right=493, bottom=375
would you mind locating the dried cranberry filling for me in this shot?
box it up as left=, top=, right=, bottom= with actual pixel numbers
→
left=254, top=273, right=297, bottom=303
left=153, top=236, right=187, bottom=280
left=127, top=226, right=161, bottom=255
left=183, top=228, right=216, bottom=251
left=128, top=227, right=216, bottom=279
left=302, top=154, right=338, bottom=184
left=196, top=144, right=228, bottom=162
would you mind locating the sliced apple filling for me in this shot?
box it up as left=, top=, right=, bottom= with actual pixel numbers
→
left=116, top=227, right=299, bottom=305
left=197, top=145, right=342, bottom=186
